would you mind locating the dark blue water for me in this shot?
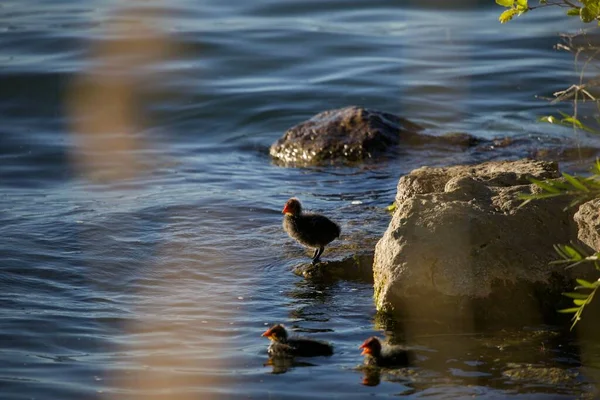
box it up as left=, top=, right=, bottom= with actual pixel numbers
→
left=1, top=1, right=599, bottom=399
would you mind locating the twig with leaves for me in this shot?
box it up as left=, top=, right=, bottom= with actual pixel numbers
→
left=519, top=160, right=600, bottom=329
left=497, top=0, right=600, bottom=24
left=553, top=244, right=600, bottom=329
left=519, top=159, right=600, bottom=209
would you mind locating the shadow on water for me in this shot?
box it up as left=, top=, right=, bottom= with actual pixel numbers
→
left=285, top=279, right=334, bottom=323
left=264, top=357, right=318, bottom=375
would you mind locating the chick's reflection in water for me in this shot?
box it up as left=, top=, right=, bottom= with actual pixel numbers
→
left=263, top=357, right=317, bottom=375
left=361, top=367, right=381, bottom=386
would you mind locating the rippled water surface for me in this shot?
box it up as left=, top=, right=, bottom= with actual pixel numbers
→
left=1, top=1, right=599, bottom=399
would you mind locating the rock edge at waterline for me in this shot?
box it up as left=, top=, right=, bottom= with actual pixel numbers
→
left=293, top=253, right=374, bottom=283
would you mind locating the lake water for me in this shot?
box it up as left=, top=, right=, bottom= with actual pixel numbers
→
left=1, top=1, right=599, bottom=399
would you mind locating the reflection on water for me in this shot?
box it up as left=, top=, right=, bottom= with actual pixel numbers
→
left=349, top=327, right=593, bottom=395
left=264, top=357, right=318, bottom=375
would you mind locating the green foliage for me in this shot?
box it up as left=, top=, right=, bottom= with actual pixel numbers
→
left=497, top=0, right=516, bottom=6
left=518, top=165, right=600, bottom=209
left=520, top=167, right=600, bottom=329
left=581, top=0, right=600, bottom=23
left=538, top=112, right=598, bottom=133
left=553, top=244, right=600, bottom=329
left=501, top=0, right=600, bottom=329
left=496, top=0, right=529, bottom=23
left=497, top=1, right=600, bottom=25
left=499, top=4, right=600, bottom=134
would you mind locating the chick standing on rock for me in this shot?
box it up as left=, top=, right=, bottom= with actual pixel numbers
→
left=282, top=197, right=340, bottom=265
left=262, top=324, right=334, bottom=358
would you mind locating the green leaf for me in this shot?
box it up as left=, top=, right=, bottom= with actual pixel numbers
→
left=554, top=244, right=570, bottom=260
left=574, top=299, right=589, bottom=306
left=564, top=245, right=583, bottom=260
left=562, top=172, right=589, bottom=192
left=556, top=111, right=584, bottom=128
left=576, top=278, right=597, bottom=289
left=567, top=8, right=581, bottom=16
left=586, top=0, right=600, bottom=14
left=499, top=9, right=518, bottom=23
left=515, top=0, right=528, bottom=12
left=539, top=115, right=557, bottom=123
left=518, top=192, right=562, bottom=202
left=593, top=158, right=600, bottom=175
left=529, top=178, right=561, bottom=193
left=554, top=244, right=586, bottom=262
left=496, top=0, right=514, bottom=7
left=550, top=259, right=576, bottom=265
left=563, top=292, right=591, bottom=299
left=561, top=116, right=584, bottom=129
left=581, top=6, right=598, bottom=23
left=558, top=307, right=580, bottom=313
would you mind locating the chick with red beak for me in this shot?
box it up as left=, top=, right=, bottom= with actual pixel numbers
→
left=262, top=324, right=333, bottom=358
left=359, top=336, right=414, bottom=367
left=282, top=197, right=340, bottom=265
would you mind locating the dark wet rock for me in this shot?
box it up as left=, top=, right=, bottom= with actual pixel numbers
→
left=438, top=132, right=484, bottom=147
left=574, top=199, right=600, bottom=252
left=502, top=363, right=579, bottom=385
left=373, top=159, right=584, bottom=326
left=270, top=106, right=481, bottom=165
left=270, top=106, right=600, bottom=167
left=533, top=146, right=600, bottom=164
left=293, top=252, right=373, bottom=282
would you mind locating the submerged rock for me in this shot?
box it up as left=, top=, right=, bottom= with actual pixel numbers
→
left=373, top=159, right=583, bottom=326
left=270, top=106, right=480, bottom=165
left=502, top=363, right=579, bottom=385
left=293, top=253, right=373, bottom=282
left=574, top=199, right=600, bottom=252
left=533, top=146, right=600, bottom=165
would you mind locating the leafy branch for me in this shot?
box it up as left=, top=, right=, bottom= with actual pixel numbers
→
left=553, top=244, right=600, bottom=329
left=498, top=3, right=600, bottom=134
left=519, top=162, right=600, bottom=329
left=497, top=0, right=600, bottom=24
left=538, top=33, right=600, bottom=135
left=518, top=159, right=600, bottom=209
left=496, top=0, right=530, bottom=23
left=500, top=0, right=600, bottom=329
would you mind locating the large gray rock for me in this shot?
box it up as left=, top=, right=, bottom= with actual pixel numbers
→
left=373, top=159, right=582, bottom=328
left=270, top=106, right=481, bottom=165
left=574, top=199, right=600, bottom=252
